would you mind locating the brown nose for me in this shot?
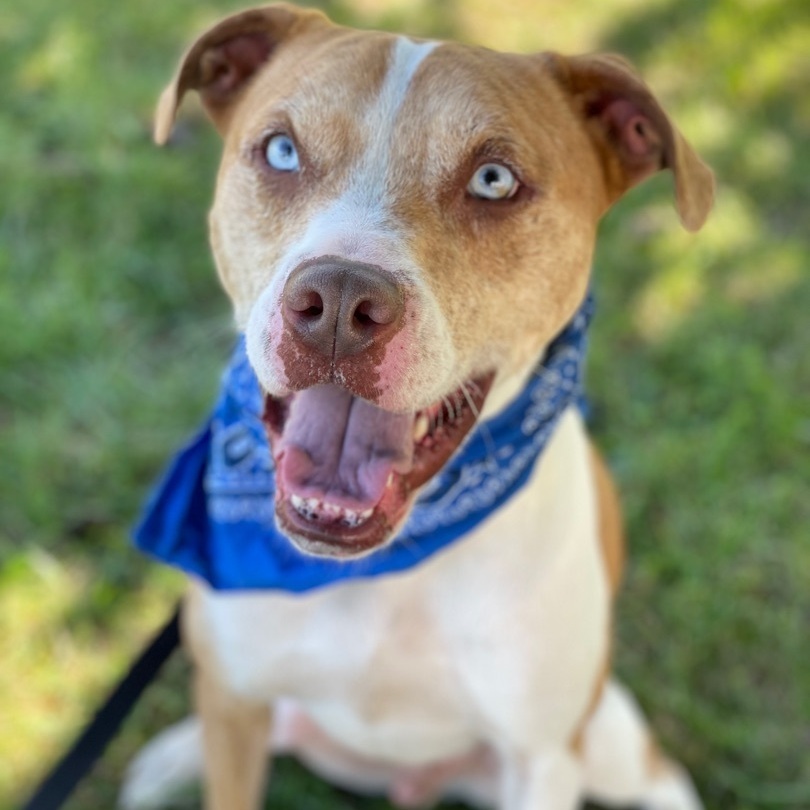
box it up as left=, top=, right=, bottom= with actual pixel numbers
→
left=282, top=258, right=404, bottom=360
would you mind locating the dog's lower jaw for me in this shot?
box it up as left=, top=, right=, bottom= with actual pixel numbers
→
left=274, top=470, right=412, bottom=558
left=263, top=372, right=495, bottom=559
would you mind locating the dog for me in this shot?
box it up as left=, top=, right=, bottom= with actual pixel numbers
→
left=121, top=4, right=714, bottom=809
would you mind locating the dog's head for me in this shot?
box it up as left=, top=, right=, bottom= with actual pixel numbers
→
left=156, top=3, right=713, bottom=559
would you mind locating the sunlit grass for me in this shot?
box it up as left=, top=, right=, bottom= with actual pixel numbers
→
left=2, top=0, right=808, bottom=808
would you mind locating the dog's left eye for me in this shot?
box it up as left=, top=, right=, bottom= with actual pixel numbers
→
left=467, top=163, right=518, bottom=200
left=265, top=134, right=300, bottom=172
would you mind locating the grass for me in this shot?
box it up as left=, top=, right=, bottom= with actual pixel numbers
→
left=1, top=0, right=808, bottom=807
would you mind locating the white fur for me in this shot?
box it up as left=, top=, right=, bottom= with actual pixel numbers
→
left=581, top=680, right=704, bottom=810
left=122, top=409, right=606, bottom=809
left=351, top=37, right=439, bottom=208
left=198, top=408, right=606, bottom=766
left=581, top=679, right=652, bottom=802
left=244, top=37, right=457, bottom=412
left=122, top=409, right=703, bottom=809
left=640, top=767, right=704, bottom=810
left=244, top=195, right=458, bottom=411
left=120, top=717, right=202, bottom=809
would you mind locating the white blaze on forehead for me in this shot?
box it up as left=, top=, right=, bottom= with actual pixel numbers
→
left=350, top=36, right=439, bottom=208
left=380, top=37, right=439, bottom=119
left=280, top=36, right=440, bottom=265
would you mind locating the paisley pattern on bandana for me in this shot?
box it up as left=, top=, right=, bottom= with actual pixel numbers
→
left=134, top=294, right=594, bottom=592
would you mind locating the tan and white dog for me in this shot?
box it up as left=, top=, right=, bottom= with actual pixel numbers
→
left=122, top=4, right=714, bottom=809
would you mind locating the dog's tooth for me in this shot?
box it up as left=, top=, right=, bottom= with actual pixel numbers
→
left=292, top=496, right=374, bottom=527
left=387, top=473, right=394, bottom=487
left=321, top=501, right=342, bottom=517
left=291, top=493, right=313, bottom=518
left=338, top=506, right=374, bottom=528
left=413, top=414, right=429, bottom=442
left=291, top=493, right=320, bottom=521
left=296, top=497, right=319, bottom=519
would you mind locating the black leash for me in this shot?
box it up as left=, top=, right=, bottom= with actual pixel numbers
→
left=22, top=603, right=182, bottom=810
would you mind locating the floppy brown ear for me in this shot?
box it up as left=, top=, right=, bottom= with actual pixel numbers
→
left=547, top=53, right=715, bottom=231
left=154, top=3, right=327, bottom=145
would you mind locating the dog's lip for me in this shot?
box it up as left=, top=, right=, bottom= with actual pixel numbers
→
left=274, top=474, right=412, bottom=558
left=262, top=372, right=495, bottom=558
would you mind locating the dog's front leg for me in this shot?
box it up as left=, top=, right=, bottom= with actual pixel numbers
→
left=499, top=749, right=583, bottom=810
left=195, top=668, right=271, bottom=810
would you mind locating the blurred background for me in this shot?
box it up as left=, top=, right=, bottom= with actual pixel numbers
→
left=1, top=0, right=808, bottom=807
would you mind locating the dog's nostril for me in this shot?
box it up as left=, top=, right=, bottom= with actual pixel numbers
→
left=353, top=301, right=378, bottom=328
left=291, top=291, right=324, bottom=319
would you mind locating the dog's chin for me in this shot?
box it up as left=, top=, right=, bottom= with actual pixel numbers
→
left=274, top=491, right=410, bottom=559
left=262, top=373, right=495, bottom=560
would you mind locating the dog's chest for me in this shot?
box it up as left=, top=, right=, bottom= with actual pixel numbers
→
left=204, top=579, right=479, bottom=762
left=196, top=413, right=610, bottom=762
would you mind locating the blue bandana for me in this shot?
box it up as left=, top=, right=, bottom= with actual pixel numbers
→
left=134, top=294, right=593, bottom=593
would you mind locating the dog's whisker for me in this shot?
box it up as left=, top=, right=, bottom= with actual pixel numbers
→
left=438, top=396, right=450, bottom=430
left=445, top=393, right=458, bottom=424
left=461, top=381, right=498, bottom=462
left=465, top=380, right=484, bottom=398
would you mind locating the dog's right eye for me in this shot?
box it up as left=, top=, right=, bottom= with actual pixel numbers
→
left=265, top=134, right=300, bottom=172
left=467, top=162, right=519, bottom=200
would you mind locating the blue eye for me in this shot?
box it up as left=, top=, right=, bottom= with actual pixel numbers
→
left=265, top=134, right=300, bottom=172
left=468, top=162, right=518, bottom=200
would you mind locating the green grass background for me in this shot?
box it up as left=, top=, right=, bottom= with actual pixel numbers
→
left=1, top=0, right=808, bottom=807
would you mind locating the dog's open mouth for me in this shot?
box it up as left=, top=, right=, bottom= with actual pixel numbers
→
left=262, top=374, right=494, bottom=558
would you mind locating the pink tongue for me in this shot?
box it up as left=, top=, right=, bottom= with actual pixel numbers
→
left=278, top=385, right=414, bottom=510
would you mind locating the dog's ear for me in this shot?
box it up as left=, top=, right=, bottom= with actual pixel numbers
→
left=547, top=53, right=715, bottom=231
left=154, top=4, right=327, bottom=145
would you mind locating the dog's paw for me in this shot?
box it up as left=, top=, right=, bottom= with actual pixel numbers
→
left=118, top=716, right=203, bottom=809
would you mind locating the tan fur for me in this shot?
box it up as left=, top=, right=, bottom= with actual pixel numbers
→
left=546, top=52, right=715, bottom=231
left=194, top=671, right=271, bottom=810
left=570, top=443, right=623, bottom=753
left=180, top=587, right=272, bottom=810
left=160, top=9, right=712, bottom=392
left=128, top=7, right=714, bottom=809
left=589, top=442, right=626, bottom=595
left=569, top=658, right=610, bottom=757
